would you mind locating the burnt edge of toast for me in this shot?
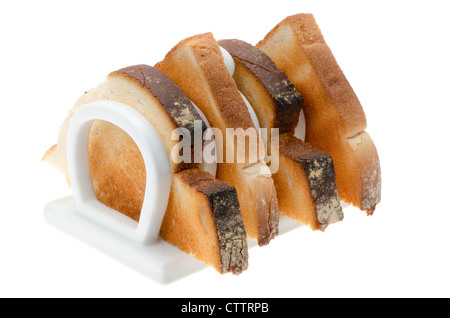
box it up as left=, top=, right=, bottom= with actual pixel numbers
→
left=190, top=175, right=249, bottom=275
left=207, top=186, right=248, bottom=274
left=112, top=65, right=207, bottom=170
left=280, top=140, right=343, bottom=230
left=218, top=39, right=303, bottom=133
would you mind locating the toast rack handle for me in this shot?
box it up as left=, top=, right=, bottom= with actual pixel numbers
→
left=66, top=101, right=171, bottom=245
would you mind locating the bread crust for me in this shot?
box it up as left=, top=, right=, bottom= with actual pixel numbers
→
left=111, top=65, right=207, bottom=139
left=257, top=14, right=381, bottom=213
left=218, top=39, right=303, bottom=134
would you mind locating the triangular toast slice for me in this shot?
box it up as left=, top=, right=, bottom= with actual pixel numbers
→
left=155, top=33, right=279, bottom=245
left=219, top=39, right=343, bottom=230
left=43, top=65, right=248, bottom=274
left=256, top=14, right=381, bottom=214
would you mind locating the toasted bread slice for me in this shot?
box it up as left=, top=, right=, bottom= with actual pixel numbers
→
left=155, top=33, right=279, bottom=245
left=163, top=168, right=248, bottom=274
left=43, top=65, right=248, bottom=274
left=219, top=39, right=343, bottom=230
left=256, top=14, right=381, bottom=214
left=276, top=134, right=342, bottom=230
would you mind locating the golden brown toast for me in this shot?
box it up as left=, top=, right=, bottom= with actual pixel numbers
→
left=256, top=14, right=381, bottom=214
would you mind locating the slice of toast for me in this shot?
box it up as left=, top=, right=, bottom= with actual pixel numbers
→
left=43, top=65, right=248, bottom=274
left=256, top=14, right=381, bottom=214
left=219, top=39, right=343, bottom=231
left=155, top=33, right=279, bottom=246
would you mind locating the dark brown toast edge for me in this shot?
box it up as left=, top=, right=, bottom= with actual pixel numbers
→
left=110, top=64, right=207, bottom=171
left=218, top=39, right=303, bottom=134
left=176, top=169, right=249, bottom=274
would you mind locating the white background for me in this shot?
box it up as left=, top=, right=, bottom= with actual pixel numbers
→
left=1, top=0, right=449, bottom=298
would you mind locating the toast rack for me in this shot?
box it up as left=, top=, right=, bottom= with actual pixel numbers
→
left=43, top=50, right=303, bottom=284
left=43, top=99, right=302, bottom=284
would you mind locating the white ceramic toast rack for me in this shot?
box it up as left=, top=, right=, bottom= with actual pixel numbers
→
left=43, top=99, right=304, bottom=284
left=44, top=50, right=304, bottom=284
left=44, top=100, right=213, bottom=284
